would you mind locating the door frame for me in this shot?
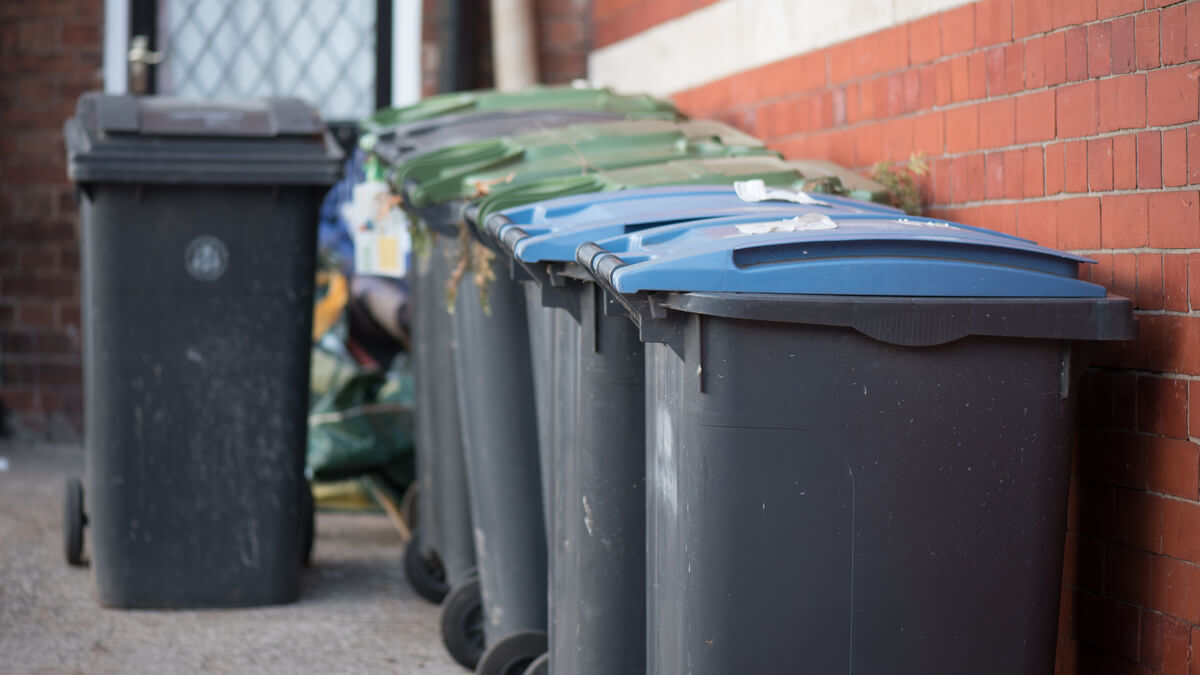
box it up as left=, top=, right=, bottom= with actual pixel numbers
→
left=102, top=0, right=421, bottom=108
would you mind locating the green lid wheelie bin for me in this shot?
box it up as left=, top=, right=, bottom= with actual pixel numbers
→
left=360, top=85, right=678, bottom=135
left=576, top=212, right=1137, bottom=674
left=62, top=93, right=342, bottom=607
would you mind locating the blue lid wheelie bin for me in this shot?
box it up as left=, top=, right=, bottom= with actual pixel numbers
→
left=62, top=94, right=343, bottom=607
left=480, top=185, right=901, bottom=675
left=575, top=212, right=1137, bottom=674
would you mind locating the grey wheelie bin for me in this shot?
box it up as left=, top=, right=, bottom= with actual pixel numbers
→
left=576, top=211, right=1137, bottom=674
left=394, top=119, right=769, bottom=674
left=481, top=184, right=903, bottom=675
left=372, top=109, right=637, bottom=609
left=62, top=93, right=342, bottom=607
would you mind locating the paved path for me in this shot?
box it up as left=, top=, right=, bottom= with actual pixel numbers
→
left=0, top=441, right=465, bottom=675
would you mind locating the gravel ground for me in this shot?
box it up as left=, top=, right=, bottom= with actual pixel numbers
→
left=0, top=441, right=465, bottom=675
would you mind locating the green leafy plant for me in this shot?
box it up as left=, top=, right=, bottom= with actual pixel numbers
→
left=870, top=153, right=930, bottom=216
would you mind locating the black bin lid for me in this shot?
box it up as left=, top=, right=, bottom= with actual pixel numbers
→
left=64, top=93, right=344, bottom=185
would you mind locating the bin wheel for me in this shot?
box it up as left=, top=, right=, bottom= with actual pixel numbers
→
left=63, top=477, right=86, bottom=567
left=475, top=630, right=548, bottom=675
left=440, top=577, right=486, bottom=670
left=521, top=652, right=548, bottom=675
left=403, top=528, right=448, bottom=604
left=301, top=484, right=316, bottom=567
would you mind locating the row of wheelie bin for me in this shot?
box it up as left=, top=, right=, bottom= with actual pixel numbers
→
left=363, top=85, right=1137, bottom=675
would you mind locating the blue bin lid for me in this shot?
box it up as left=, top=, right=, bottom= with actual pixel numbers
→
left=579, top=212, right=1105, bottom=298
left=499, top=185, right=899, bottom=264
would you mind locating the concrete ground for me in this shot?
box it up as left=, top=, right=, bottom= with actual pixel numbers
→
left=0, top=441, right=465, bottom=675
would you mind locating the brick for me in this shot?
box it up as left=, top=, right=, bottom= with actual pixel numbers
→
left=1137, top=252, right=1166, bottom=310
left=1046, top=30, right=1068, bottom=86
left=1113, top=252, right=1139, bottom=299
left=1099, top=73, right=1147, bottom=133
left=1104, top=544, right=1154, bottom=608
left=945, top=106, right=979, bottom=154
left=1163, top=3, right=1189, bottom=65
left=1017, top=200, right=1058, bottom=247
left=934, top=61, right=953, bottom=107
left=1004, top=44, right=1023, bottom=95
left=1098, top=0, right=1143, bottom=19
left=1111, top=16, right=1136, bottom=74
left=855, top=122, right=884, bottom=166
left=968, top=51, right=988, bottom=100
left=950, top=155, right=970, bottom=204
left=1140, top=374, right=1189, bottom=438
left=1165, top=128, right=1189, bottom=188
left=1102, top=193, right=1150, bottom=248
left=1164, top=253, right=1189, bottom=311
left=1141, top=609, right=1191, bottom=675
left=1149, top=190, right=1200, bottom=248
left=901, top=69, right=920, bottom=114
left=1089, top=138, right=1114, bottom=192
left=1140, top=131, right=1163, bottom=189
left=966, top=153, right=987, bottom=202
left=1113, top=487, right=1164, bottom=554
left=986, top=47, right=1006, bottom=97
left=1147, top=65, right=1200, bottom=127
left=1016, top=90, right=1057, bottom=143
left=985, top=152, right=1006, bottom=200
left=1014, top=0, right=1053, bottom=38
left=979, top=98, right=1016, bottom=149
left=1089, top=21, right=1112, bottom=78
left=1190, top=1, right=1200, bottom=62
left=941, top=4, right=976, bottom=55
left=1114, top=133, right=1138, bottom=189
left=912, top=112, right=943, bottom=156
left=931, top=157, right=953, bottom=205
left=976, top=0, right=1013, bottom=48
left=1058, top=197, right=1102, bottom=249
left=883, top=116, right=913, bottom=162
left=1066, top=140, right=1089, bottom=193
left=1019, top=148, right=1042, bottom=198
left=1046, top=141, right=1066, bottom=195
left=1137, top=10, right=1161, bottom=70
left=1057, top=80, right=1099, bottom=138
left=1023, top=36, right=1046, bottom=89
left=909, top=15, right=942, bottom=65
left=1053, top=0, right=1099, bottom=29
left=1163, top=496, right=1200, bottom=564
left=1192, top=379, right=1200, bottom=437
left=1002, top=149, right=1024, bottom=200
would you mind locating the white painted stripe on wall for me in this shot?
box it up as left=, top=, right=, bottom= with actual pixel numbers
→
left=589, top=0, right=974, bottom=97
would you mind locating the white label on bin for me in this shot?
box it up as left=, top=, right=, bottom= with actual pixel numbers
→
left=734, top=179, right=831, bottom=206
left=736, top=214, right=839, bottom=234
left=185, top=235, right=229, bottom=282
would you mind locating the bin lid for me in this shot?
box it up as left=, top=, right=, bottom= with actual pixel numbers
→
left=359, top=85, right=679, bottom=133
left=580, top=212, right=1106, bottom=298
left=365, top=109, right=627, bottom=166
left=491, top=186, right=900, bottom=264
left=395, top=119, right=775, bottom=207
left=64, top=93, right=344, bottom=185
left=472, top=155, right=893, bottom=223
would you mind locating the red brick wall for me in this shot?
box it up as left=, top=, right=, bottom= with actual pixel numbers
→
left=0, top=0, right=102, bottom=439
left=608, top=0, right=1200, bottom=671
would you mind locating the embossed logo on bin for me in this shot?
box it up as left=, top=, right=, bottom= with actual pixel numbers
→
left=185, top=236, right=229, bottom=282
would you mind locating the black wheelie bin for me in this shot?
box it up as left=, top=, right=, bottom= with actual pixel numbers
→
left=576, top=211, right=1137, bottom=674
left=62, top=93, right=342, bottom=607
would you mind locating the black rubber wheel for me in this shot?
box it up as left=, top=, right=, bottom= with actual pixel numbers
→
left=440, top=577, right=486, bottom=670
left=63, top=477, right=86, bottom=567
left=521, top=652, right=548, bottom=675
left=300, top=484, right=315, bottom=567
left=399, top=481, right=419, bottom=532
left=404, top=528, right=449, bottom=604
left=475, top=630, right=548, bottom=675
